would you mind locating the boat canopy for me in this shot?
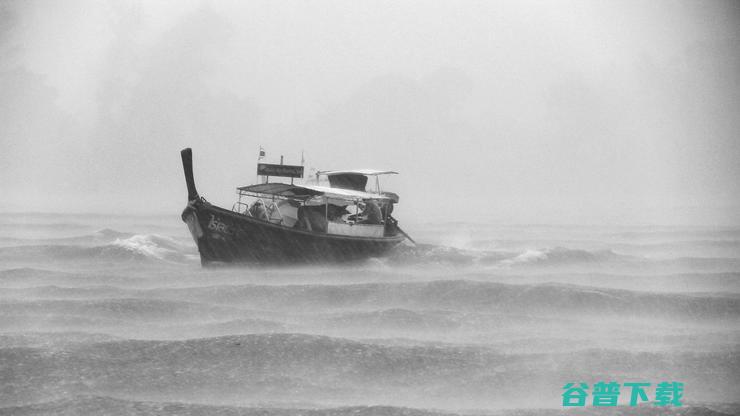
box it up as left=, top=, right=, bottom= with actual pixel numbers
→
left=238, top=182, right=391, bottom=202
left=237, top=183, right=322, bottom=200
left=316, top=170, right=398, bottom=192
left=306, top=184, right=391, bottom=201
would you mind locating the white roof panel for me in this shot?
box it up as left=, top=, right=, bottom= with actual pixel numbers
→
left=238, top=182, right=390, bottom=201
left=302, top=185, right=390, bottom=200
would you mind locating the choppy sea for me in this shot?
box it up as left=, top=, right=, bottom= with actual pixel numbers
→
left=1, top=213, right=739, bottom=415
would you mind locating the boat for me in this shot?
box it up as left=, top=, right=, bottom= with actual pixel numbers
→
left=180, top=148, right=410, bottom=265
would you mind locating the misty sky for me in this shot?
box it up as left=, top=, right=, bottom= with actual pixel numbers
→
left=1, top=0, right=738, bottom=225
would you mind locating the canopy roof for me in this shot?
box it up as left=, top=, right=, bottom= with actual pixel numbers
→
left=317, top=170, right=398, bottom=191
left=237, top=183, right=322, bottom=199
left=238, top=182, right=391, bottom=201
left=317, top=169, right=398, bottom=176
left=306, top=184, right=390, bottom=200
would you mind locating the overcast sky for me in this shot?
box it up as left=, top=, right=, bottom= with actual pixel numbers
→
left=1, top=0, right=738, bottom=225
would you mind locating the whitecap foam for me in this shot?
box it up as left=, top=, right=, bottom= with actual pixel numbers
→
left=500, top=249, right=548, bottom=265
left=92, top=228, right=132, bottom=240
left=110, top=234, right=189, bottom=261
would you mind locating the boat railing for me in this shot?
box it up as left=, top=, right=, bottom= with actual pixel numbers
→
left=233, top=201, right=250, bottom=215
left=234, top=188, right=396, bottom=234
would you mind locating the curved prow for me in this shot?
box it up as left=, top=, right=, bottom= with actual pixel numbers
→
left=181, top=148, right=199, bottom=201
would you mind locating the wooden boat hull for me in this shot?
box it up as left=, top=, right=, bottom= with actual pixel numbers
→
left=182, top=199, right=405, bottom=265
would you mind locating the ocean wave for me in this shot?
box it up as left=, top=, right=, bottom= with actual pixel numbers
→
left=0, top=396, right=462, bottom=416
left=0, top=267, right=69, bottom=280
left=0, top=233, right=194, bottom=263
left=2, top=334, right=738, bottom=409
left=386, top=244, right=518, bottom=266
left=610, top=228, right=740, bottom=241
left=2, top=395, right=737, bottom=416
left=0, top=221, right=89, bottom=230
left=0, top=332, right=122, bottom=349
left=93, top=228, right=133, bottom=238
left=0, top=314, right=287, bottom=341
left=0, top=228, right=136, bottom=248
left=0, top=285, right=134, bottom=300
left=0, top=244, right=146, bottom=262
left=385, top=244, right=632, bottom=267
left=4, top=277, right=738, bottom=322
left=0, top=268, right=150, bottom=289
left=503, top=247, right=623, bottom=264
left=0, top=298, right=245, bottom=322
left=109, top=233, right=192, bottom=261
left=384, top=244, right=740, bottom=273
left=323, top=308, right=461, bottom=332
left=142, top=280, right=740, bottom=321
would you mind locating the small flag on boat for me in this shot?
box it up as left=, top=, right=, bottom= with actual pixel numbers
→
left=258, top=146, right=265, bottom=160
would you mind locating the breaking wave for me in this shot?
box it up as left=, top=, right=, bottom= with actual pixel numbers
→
left=0, top=227, right=133, bottom=247
left=501, top=246, right=622, bottom=264
left=387, top=244, right=631, bottom=266
left=384, top=244, right=740, bottom=272
left=3, top=227, right=735, bottom=272
left=92, top=228, right=134, bottom=240
left=109, top=233, right=192, bottom=261
left=0, top=233, right=195, bottom=263
left=386, top=243, right=515, bottom=265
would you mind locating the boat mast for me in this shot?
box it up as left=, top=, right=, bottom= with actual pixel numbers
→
left=257, top=145, right=266, bottom=184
